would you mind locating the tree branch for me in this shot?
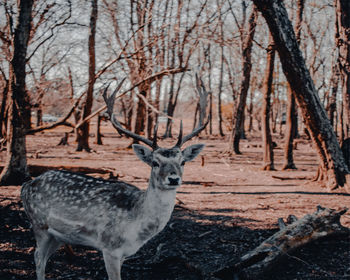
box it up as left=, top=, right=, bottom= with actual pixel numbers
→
left=26, top=91, right=86, bottom=135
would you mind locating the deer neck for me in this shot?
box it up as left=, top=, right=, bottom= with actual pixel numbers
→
left=142, top=173, right=177, bottom=226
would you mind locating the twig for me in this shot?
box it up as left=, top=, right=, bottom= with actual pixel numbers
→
left=176, top=197, right=186, bottom=205
left=198, top=231, right=212, bottom=238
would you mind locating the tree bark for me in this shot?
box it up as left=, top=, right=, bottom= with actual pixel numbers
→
left=261, top=36, right=275, bottom=171
left=283, top=87, right=297, bottom=170
left=206, top=44, right=213, bottom=135
left=76, top=0, right=98, bottom=152
left=340, top=100, right=345, bottom=144
left=283, top=0, right=304, bottom=170
left=0, top=0, right=33, bottom=185
left=341, top=138, right=350, bottom=170
left=195, top=74, right=209, bottom=128
left=0, top=78, right=9, bottom=138
left=217, top=11, right=225, bottom=137
left=253, top=0, right=350, bottom=191
left=134, top=89, right=148, bottom=139
left=95, top=114, right=103, bottom=145
left=164, top=71, right=176, bottom=138
left=327, top=62, right=339, bottom=128
left=247, top=86, right=254, bottom=133
left=229, top=7, right=258, bottom=154
left=217, top=43, right=225, bottom=136
left=335, top=0, right=350, bottom=139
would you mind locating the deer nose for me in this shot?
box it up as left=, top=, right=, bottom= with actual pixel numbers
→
left=168, top=177, right=180, bottom=186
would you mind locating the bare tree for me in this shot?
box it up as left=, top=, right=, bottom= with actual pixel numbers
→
left=326, top=62, right=339, bottom=129
left=0, top=0, right=33, bottom=185
left=253, top=0, right=350, bottom=191
left=216, top=0, right=225, bottom=137
left=229, top=6, right=258, bottom=154
left=282, top=0, right=305, bottom=170
left=76, top=0, right=98, bottom=152
left=195, top=73, right=209, bottom=128
left=261, top=35, right=275, bottom=171
left=0, top=70, right=9, bottom=139
left=335, top=0, right=350, bottom=140
left=163, top=0, right=206, bottom=138
left=104, top=0, right=192, bottom=141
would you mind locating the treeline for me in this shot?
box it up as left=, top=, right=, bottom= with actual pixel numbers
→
left=0, top=0, right=349, bottom=190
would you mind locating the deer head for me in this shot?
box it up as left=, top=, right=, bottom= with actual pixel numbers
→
left=102, top=81, right=207, bottom=190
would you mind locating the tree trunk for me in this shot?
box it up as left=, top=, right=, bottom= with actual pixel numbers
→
left=0, top=0, right=33, bottom=185
left=76, top=0, right=98, bottom=152
left=0, top=79, right=9, bottom=138
left=283, top=0, right=304, bottom=170
left=36, top=108, right=42, bottom=127
left=206, top=44, right=213, bottom=135
left=247, top=88, right=254, bottom=133
left=340, top=100, right=345, bottom=144
left=217, top=45, right=225, bottom=136
left=283, top=87, right=297, bottom=170
left=193, top=103, right=199, bottom=131
left=229, top=7, right=258, bottom=154
left=164, top=71, right=186, bottom=138
left=261, top=36, right=275, bottom=171
left=134, top=88, right=148, bottom=139
left=164, top=43, right=178, bottom=139
left=335, top=0, right=350, bottom=139
left=209, top=91, right=213, bottom=135
left=341, top=138, right=350, bottom=170
left=164, top=73, right=175, bottom=138
left=146, top=98, right=154, bottom=140
left=217, top=25, right=225, bottom=136
left=95, top=114, right=103, bottom=145
left=253, top=0, right=350, bottom=191
left=195, top=74, right=209, bottom=129
left=327, top=63, right=339, bottom=128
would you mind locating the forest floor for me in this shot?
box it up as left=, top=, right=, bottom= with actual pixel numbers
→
left=1, top=122, right=350, bottom=280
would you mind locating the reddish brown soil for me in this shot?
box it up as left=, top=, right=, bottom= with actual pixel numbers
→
left=1, top=122, right=350, bottom=279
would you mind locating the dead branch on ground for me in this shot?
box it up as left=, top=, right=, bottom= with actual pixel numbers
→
left=213, top=205, right=349, bottom=280
left=0, top=164, right=115, bottom=177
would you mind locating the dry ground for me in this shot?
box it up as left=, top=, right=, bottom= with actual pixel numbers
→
left=1, top=121, right=350, bottom=279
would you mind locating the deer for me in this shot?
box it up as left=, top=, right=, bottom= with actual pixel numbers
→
left=21, top=83, right=207, bottom=280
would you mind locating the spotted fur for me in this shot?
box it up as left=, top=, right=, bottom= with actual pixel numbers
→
left=21, top=143, right=204, bottom=280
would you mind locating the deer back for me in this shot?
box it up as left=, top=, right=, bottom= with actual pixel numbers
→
left=21, top=170, right=145, bottom=249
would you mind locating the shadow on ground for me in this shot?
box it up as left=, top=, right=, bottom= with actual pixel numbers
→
left=1, top=201, right=349, bottom=280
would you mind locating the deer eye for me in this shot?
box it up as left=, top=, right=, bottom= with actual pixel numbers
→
left=152, top=161, right=160, bottom=168
left=181, top=161, right=185, bottom=166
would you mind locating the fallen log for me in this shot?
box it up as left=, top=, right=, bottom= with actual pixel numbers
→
left=213, top=206, right=349, bottom=280
left=0, top=164, right=115, bottom=177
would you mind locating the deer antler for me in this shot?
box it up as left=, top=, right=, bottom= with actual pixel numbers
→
left=102, top=79, right=158, bottom=149
left=174, top=117, right=209, bottom=148
left=103, top=80, right=207, bottom=149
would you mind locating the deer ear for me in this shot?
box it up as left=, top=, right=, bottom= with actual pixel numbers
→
left=182, top=144, right=205, bottom=162
left=132, top=144, right=153, bottom=166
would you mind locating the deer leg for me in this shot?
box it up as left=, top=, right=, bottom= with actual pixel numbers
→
left=33, top=229, right=62, bottom=280
left=103, top=250, right=122, bottom=280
